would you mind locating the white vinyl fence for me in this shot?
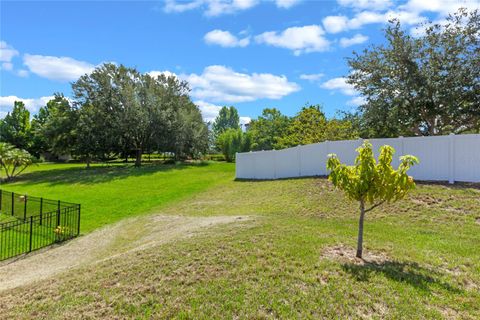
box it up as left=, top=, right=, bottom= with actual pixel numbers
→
left=235, top=134, right=480, bottom=183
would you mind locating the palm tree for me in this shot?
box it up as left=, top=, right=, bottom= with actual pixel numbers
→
left=0, top=142, right=34, bottom=181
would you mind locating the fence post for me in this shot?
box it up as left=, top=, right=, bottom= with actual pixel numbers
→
left=57, top=199, right=61, bottom=226
left=29, top=215, right=33, bottom=253
left=77, top=204, right=81, bottom=235
left=24, top=195, right=27, bottom=220
left=57, top=208, right=61, bottom=227
left=449, top=133, right=455, bottom=184
left=11, top=192, right=14, bottom=216
left=40, top=197, right=43, bottom=225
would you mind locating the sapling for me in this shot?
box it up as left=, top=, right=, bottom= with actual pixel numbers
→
left=327, top=141, right=418, bottom=258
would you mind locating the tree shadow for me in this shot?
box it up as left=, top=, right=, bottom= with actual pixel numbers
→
left=342, top=260, right=461, bottom=293
left=1, top=162, right=212, bottom=187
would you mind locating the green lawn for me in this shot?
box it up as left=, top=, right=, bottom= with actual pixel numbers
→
left=1, top=162, right=479, bottom=318
left=0, top=161, right=235, bottom=233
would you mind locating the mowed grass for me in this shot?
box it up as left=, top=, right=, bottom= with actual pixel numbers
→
left=1, top=163, right=479, bottom=318
left=0, top=162, right=235, bottom=232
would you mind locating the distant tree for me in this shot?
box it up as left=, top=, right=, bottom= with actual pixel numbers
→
left=248, top=108, right=291, bottom=151
left=323, top=117, right=359, bottom=141
left=327, top=141, right=418, bottom=258
left=0, top=142, right=34, bottom=181
left=212, top=106, right=240, bottom=137
left=347, top=9, right=480, bottom=137
left=0, top=101, right=32, bottom=150
left=217, top=128, right=251, bottom=162
left=40, top=94, right=78, bottom=157
left=277, top=105, right=327, bottom=148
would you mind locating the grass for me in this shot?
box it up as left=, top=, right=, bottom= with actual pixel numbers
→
left=1, top=163, right=479, bottom=319
left=0, top=161, right=235, bottom=233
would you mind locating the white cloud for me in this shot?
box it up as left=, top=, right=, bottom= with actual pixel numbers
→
left=347, top=11, right=387, bottom=29
left=1, top=62, right=13, bottom=71
left=275, top=0, right=301, bottom=9
left=320, top=77, right=357, bottom=96
left=340, top=34, right=369, bottom=47
left=23, top=54, right=95, bottom=82
left=164, top=0, right=259, bottom=16
left=240, top=116, right=251, bottom=125
left=194, top=100, right=250, bottom=125
left=255, top=25, right=330, bottom=55
left=164, top=0, right=203, bottom=13
left=183, top=65, right=300, bottom=103
left=322, top=15, right=349, bottom=33
left=194, top=100, right=222, bottom=122
left=17, top=70, right=29, bottom=77
left=147, top=70, right=178, bottom=79
left=0, top=95, right=55, bottom=113
left=204, top=30, right=250, bottom=47
left=401, top=0, right=480, bottom=15
left=0, top=111, right=7, bottom=119
left=347, top=96, right=366, bottom=106
left=0, top=41, right=19, bottom=63
left=337, top=0, right=393, bottom=11
left=299, top=73, right=324, bottom=82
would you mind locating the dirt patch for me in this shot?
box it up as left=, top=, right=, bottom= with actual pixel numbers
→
left=0, top=214, right=251, bottom=292
left=321, top=244, right=389, bottom=265
left=475, top=217, right=480, bottom=225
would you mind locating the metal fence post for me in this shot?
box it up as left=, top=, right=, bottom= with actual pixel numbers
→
left=57, top=208, right=61, bottom=227
left=39, top=197, right=43, bottom=225
left=29, top=215, right=33, bottom=253
left=11, top=192, right=14, bottom=216
left=77, top=204, right=81, bottom=235
left=24, top=195, right=27, bottom=220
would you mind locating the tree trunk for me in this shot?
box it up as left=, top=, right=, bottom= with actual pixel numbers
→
left=135, top=149, right=142, bottom=167
left=86, top=157, right=91, bottom=169
left=356, top=199, right=366, bottom=259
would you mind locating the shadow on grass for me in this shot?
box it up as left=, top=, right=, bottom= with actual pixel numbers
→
left=3, top=162, right=212, bottom=187
left=342, top=260, right=461, bottom=293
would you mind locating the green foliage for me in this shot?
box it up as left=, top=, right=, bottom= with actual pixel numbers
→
left=347, top=9, right=480, bottom=137
left=247, top=108, right=291, bottom=151
left=0, top=142, right=34, bottom=181
left=277, top=105, right=327, bottom=148
left=38, top=94, right=78, bottom=157
left=327, top=141, right=418, bottom=204
left=212, top=106, right=240, bottom=137
left=0, top=101, right=32, bottom=151
left=217, top=128, right=251, bottom=162
left=327, top=141, right=418, bottom=257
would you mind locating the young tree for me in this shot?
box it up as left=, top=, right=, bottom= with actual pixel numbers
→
left=217, top=128, right=251, bottom=162
left=0, top=142, right=34, bottom=181
left=0, top=101, right=32, bottom=151
left=347, top=9, right=480, bottom=136
left=326, top=141, right=418, bottom=258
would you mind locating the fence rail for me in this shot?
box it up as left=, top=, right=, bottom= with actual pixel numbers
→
left=0, top=190, right=80, bottom=261
left=236, top=134, right=480, bottom=183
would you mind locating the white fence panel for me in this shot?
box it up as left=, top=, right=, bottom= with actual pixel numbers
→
left=299, top=143, right=328, bottom=176
left=275, top=147, right=300, bottom=179
left=254, top=150, right=276, bottom=179
left=454, top=134, right=480, bottom=183
left=235, top=134, right=480, bottom=183
left=403, top=135, right=450, bottom=181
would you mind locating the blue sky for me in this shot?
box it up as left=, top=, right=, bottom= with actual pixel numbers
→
left=1, top=0, right=478, bottom=123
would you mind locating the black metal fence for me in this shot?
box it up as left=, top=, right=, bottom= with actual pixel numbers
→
left=0, top=190, right=81, bottom=261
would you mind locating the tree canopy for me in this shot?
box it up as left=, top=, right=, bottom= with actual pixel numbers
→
left=347, top=9, right=480, bottom=137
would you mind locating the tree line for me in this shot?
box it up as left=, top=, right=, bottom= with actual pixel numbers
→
left=1, top=64, right=208, bottom=167
left=1, top=9, right=478, bottom=166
